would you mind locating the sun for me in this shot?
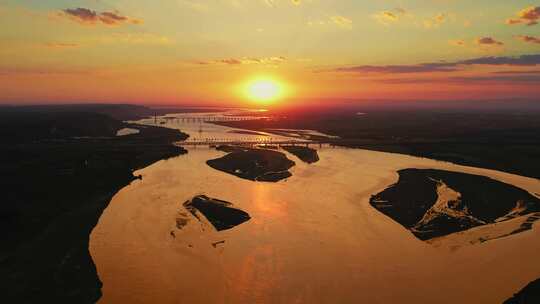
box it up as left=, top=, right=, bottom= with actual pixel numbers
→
left=244, top=78, right=284, bottom=103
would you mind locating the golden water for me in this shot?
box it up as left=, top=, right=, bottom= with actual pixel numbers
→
left=90, top=112, right=540, bottom=304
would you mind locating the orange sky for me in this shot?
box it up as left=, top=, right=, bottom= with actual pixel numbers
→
left=0, top=1, right=539, bottom=107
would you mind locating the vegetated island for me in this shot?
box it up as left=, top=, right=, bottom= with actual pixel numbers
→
left=370, top=168, right=540, bottom=241
left=281, top=145, right=320, bottom=164
left=183, top=195, right=251, bottom=231
left=0, top=105, right=189, bottom=304
left=207, top=145, right=295, bottom=182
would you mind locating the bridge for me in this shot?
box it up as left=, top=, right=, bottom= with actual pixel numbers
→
left=158, top=116, right=259, bottom=124
left=175, top=138, right=355, bottom=148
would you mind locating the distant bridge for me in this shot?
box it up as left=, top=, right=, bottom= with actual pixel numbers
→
left=175, top=138, right=357, bottom=147
left=158, top=116, right=258, bottom=124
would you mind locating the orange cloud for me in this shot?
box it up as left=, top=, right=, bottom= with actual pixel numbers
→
left=515, top=35, right=540, bottom=44
left=424, top=13, right=447, bottom=29
left=373, top=8, right=406, bottom=25
left=506, top=6, right=540, bottom=26
left=449, top=40, right=466, bottom=47
left=476, top=37, right=504, bottom=46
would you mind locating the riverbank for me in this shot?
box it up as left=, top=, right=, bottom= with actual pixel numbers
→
left=0, top=109, right=188, bottom=303
left=212, top=109, right=540, bottom=179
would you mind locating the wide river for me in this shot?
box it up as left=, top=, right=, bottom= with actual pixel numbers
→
left=91, top=110, right=540, bottom=304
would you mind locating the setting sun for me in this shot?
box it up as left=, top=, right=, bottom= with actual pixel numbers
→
left=245, top=78, right=284, bottom=103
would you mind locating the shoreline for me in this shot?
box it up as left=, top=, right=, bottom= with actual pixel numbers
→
left=1, top=114, right=189, bottom=303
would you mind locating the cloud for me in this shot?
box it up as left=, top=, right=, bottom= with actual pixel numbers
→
left=373, top=8, right=406, bottom=25
left=449, top=40, right=466, bottom=47
left=492, top=70, right=540, bottom=75
left=424, top=13, right=447, bottom=29
left=450, top=75, right=540, bottom=83
left=379, top=75, right=540, bottom=84
left=476, top=37, right=504, bottom=46
left=196, top=56, right=286, bottom=66
left=60, top=8, right=142, bottom=26
left=506, top=6, right=540, bottom=26
left=307, top=15, right=353, bottom=29
left=515, top=35, right=540, bottom=44
left=323, top=54, right=540, bottom=74
left=263, top=0, right=302, bottom=8
left=475, top=37, right=504, bottom=51
left=459, top=54, right=540, bottom=66
left=450, top=37, right=505, bottom=50
left=263, top=0, right=276, bottom=7
left=330, top=63, right=458, bottom=74
left=330, top=15, right=353, bottom=29
left=44, top=43, right=79, bottom=48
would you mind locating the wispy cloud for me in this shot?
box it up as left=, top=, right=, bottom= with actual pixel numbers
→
left=263, top=0, right=303, bottom=8
left=372, top=8, right=407, bottom=26
left=43, top=42, right=79, bottom=48
left=449, top=39, right=466, bottom=47
left=323, top=54, right=540, bottom=74
left=307, top=15, right=353, bottom=30
left=378, top=74, right=540, bottom=84
left=329, top=63, right=458, bottom=74
left=330, top=16, right=352, bottom=29
left=476, top=37, right=504, bottom=46
left=59, top=8, right=143, bottom=26
left=492, top=70, right=540, bottom=75
left=515, top=35, right=540, bottom=44
left=506, top=6, right=540, bottom=26
left=459, top=54, right=540, bottom=66
left=423, top=13, right=447, bottom=29
left=196, top=56, right=286, bottom=66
